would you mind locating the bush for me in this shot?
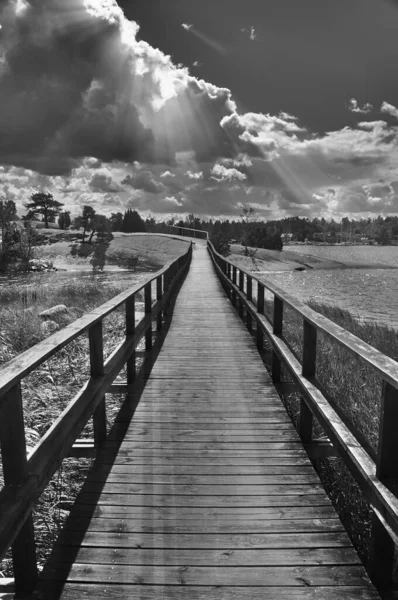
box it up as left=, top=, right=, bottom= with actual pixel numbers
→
left=211, top=233, right=230, bottom=256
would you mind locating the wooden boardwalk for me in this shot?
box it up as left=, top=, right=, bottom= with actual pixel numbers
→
left=38, top=244, right=379, bottom=599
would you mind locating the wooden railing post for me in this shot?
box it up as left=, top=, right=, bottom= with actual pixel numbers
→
left=238, top=271, right=244, bottom=318
left=156, top=275, right=163, bottom=331
left=256, top=283, right=265, bottom=351
left=257, top=283, right=264, bottom=314
left=232, top=266, right=237, bottom=285
left=89, top=321, right=106, bottom=446
left=271, top=296, right=283, bottom=382
left=299, top=320, right=317, bottom=442
left=246, top=275, right=253, bottom=332
left=125, top=295, right=136, bottom=385
left=376, top=381, right=398, bottom=481
left=145, top=283, right=152, bottom=351
left=368, top=507, right=395, bottom=591
left=0, top=383, right=38, bottom=595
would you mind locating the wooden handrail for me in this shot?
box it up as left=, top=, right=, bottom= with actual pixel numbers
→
left=0, top=242, right=192, bottom=595
left=207, top=239, right=398, bottom=591
left=169, top=225, right=208, bottom=240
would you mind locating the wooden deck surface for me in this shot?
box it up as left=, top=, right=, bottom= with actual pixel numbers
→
left=37, top=244, right=379, bottom=599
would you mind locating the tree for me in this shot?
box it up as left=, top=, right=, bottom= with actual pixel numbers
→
left=25, top=192, right=64, bottom=228
left=239, top=204, right=258, bottom=257
left=87, top=214, right=112, bottom=244
left=110, top=212, right=124, bottom=232
left=58, top=211, right=71, bottom=230
left=73, top=205, right=96, bottom=242
left=122, top=209, right=146, bottom=233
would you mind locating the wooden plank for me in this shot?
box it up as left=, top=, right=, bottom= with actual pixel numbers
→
left=69, top=505, right=337, bottom=520
left=85, top=473, right=321, bottom=485
left=42, top=564, right=369, bottom=586
left=76, top=482, right=328, bottom=496
left=76, top=493, right=333, bottom=508
left=55, top=530, right=353, bottom=549
left=48, top=546, right=359, bottom=566
left=35, top=583, right=381, bottom=600
left=60, top=517, right=344, bottom=534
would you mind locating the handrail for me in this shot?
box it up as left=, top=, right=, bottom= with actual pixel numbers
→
left=169, top=224, right=208, bottom=240
left=207, top=239, right=398, bottom=591
left=0, top=242, right=192, bottom=596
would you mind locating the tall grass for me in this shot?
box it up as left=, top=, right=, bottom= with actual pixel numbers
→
left=0, top=277, right=144, bottom=576
left=263, top=299, right=398, bottom=566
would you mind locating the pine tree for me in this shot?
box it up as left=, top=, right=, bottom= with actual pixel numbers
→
left=25, top=192, right=64, bottom=228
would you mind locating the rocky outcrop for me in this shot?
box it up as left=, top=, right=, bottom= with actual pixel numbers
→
left=28, top=259, right=57, bottom=272
left=39, top=305, right=70, bottom=320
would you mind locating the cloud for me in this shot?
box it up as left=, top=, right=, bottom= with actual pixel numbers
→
left=164, top=195, right=183, bottom=206
left=187, top=170, right=203, bottom=180
left=210, top=163, right=247, bottom=182
left=241, top=26, right=257, bottom=41
left=0, top=0, right=235, bottom=175
left=381, top=101, right=398, bottom=120
left=160, top=170, right=175, bottom=178
left=348, top=98, right=373, bottom=114
left=192, top=61, right=201, bottom=68
left=122, top=170, right=164, bottom=194
left=89, top=171, right=122, bottom=192
left=182, top=23, right=193, bottom=31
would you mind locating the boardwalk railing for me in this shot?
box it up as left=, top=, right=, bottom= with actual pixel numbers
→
left=208, top=239, right=398, bottom=591
left=0, top=243, right=192, bottom=596
left=169, top=224, right=208, bottom=240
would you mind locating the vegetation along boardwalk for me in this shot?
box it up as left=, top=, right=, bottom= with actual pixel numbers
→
left=35, top=243, right=379, bottom=600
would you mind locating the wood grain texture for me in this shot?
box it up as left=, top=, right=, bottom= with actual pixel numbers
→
left=36, top=244, right=378, bottom=599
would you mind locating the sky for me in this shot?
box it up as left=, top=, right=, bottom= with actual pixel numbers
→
left=1, top=0, right=398, bottom=221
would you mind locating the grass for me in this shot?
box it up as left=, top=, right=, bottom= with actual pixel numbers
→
left=257, top=296, right=398, bottom=567
left=0, top=276, right=150, bottom=577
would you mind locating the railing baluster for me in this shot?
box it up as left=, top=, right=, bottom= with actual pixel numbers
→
left=299, top=320, right=317, bottom=442
left=376, top=381, right=398, bottom=480
left=369, top=507, right=395, bottom=590
left=156, top=275, right=163, bottom=331
left=232, top=265, right=237, bottom=284
left=247, top=276, right=252, bottom=302
left=271, top=296, right=283, bottom=382
left=257, top=283, right=264, bottom=314
left=238, top=271, right=244, bottom=318
left=145, top=283, right=152, bottom=351
left=0, top=383, right=37, bottom=595
left=126, top=295, right=136, bottom=385
left=89, top=321, right=106, bottom=446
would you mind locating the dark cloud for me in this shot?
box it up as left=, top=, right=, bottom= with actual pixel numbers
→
left=122, top=170, right=164, bottom=194
left=89, top=171, right=122, bottom=193
left=0, top=0, right=237, bottom=175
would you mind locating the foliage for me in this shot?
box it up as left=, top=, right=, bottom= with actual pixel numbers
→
left=211, top=233, right=230, bottom=256
left=72, top=205, right=96, bottom=242
left=58, top=211, right=71, bottom=230
left=121, top=209, right=147, bottom=233
left=0, top=221, right=38, bottom=271
left=110, top=211, right=124, bottom=231
left=25, top=193, right=64, bottom=229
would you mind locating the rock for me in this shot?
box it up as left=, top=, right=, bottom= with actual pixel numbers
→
left=41, top=320, right=59, bottom=335
left=39, top=304, right=70, bottom=320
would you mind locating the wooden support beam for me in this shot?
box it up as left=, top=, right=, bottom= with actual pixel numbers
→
left=0, top=384, right=37, bottom=595
left=89, top=321, right=106, bottom=447
left=144, top=283, right=152, bottom=351
left=376, top=381, right=398, bottom=481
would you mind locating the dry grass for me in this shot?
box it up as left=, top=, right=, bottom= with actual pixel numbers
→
left=0, top=277, right=146, bottom=577
left=259, top=299, right=398, bottom=566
